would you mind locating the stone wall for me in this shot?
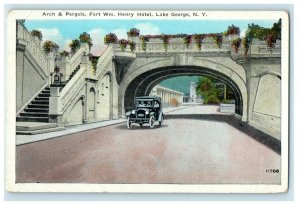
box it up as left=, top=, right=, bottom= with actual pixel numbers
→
left=245, top=58, right=281, bottom=139
left=16, top=43, right=49, bottom=114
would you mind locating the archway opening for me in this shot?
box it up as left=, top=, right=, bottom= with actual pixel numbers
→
left=123, top=66, right=243, bottom=117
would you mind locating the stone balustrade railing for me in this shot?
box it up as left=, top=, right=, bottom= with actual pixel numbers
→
left=56, top=43, right=89, bottom=81
left=96, top=45, right=114, bottom=78
left=58, top=66, right=87, bottom=112
left=17, top=23, right=50, bottom=75
left=112, top=36, right=281, bottom=58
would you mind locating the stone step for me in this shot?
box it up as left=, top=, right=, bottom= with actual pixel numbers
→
left=16, top=122, right=58, bottom=131
left=28, top=104, right=49, bottom=109
left=24, top=108, right=49, bottom=113
left=20, top=112, right=49, bottom=117
left=35, top=97, right=49, bottom=100
left=16, top=116, right=48, bottom=122
left=31, top=101, right=49, bottom=105
left=16, top=126, right=65, bottom=135
left=38, top=93, right=50, bottom=97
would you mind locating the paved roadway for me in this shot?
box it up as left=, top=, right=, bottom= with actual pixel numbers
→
left=16, top=105, right=281, bottom=184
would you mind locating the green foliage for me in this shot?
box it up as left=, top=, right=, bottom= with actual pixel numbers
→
left=89, top=55, right=99, bottom=74
left=127, top=28, right=140, bottom=37
left=60, top=50, right=69, bottom=57
left=43, top=40, right=58, bottom=54
left=79, top=32, right=93, bottom=47
left=31, top=29, right=43, bottom=40
left=224, top=25, right=240, bottom=36
left=196, top=76, right=234, bottom=104
left=244, top=19, right=281, bottom=51
left=69, top=39, right=80, bottom=52
left=104, top=33, right=118, bottom=45
left=231, top=38, right=242, bottom=53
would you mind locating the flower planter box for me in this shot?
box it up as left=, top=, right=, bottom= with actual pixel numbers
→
left=220, top=103, right=235, bottom=113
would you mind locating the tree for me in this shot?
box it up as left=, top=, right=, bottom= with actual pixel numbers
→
left=196, top=76, right=235, bottom=104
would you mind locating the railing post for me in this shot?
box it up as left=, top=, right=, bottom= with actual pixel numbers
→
left=56, top=56, right=69, bottom=81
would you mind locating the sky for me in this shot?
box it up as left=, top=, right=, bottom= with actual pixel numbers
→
left=24, top=19, right=278, bottom=56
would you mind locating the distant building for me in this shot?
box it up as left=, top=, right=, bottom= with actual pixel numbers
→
left=150, top=85, right=183, bottom=107
left=189, top=82, right=197, bottom=103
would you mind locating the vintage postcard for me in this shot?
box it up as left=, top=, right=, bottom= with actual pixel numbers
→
left=5, top=10, right=289, bottom=193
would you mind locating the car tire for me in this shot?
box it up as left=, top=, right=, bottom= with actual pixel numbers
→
left=159, top=115, right=163, bottom=127
left=127, top=117, right=132, bottom=129
left=149, top=116, right=155, bottom=129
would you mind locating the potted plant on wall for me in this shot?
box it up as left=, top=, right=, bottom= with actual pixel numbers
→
left=79, top=32, right=93, bottom=48
left=212, top=33, right=223, bottom=49
left=193, top=34, right=205, bottom=50
left=140, top=35, right=149, bottom=51
left=231, top=38, right=242, bottom=53
left=43, top=40, right=58, bottom=54
left=127, top=28, right=140, bottom=37
left=183, top=35, right=193, bottom=48
left=128, top=41, right=136, bottom=52
left=104, top=33, right=118, bottom=45
left=118, top=39, right=129, bottom=52
left=31, top=29, right=43, bottom=44
left=160, top=34, right=170, bottom=51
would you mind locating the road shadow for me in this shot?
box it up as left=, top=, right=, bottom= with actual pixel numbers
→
left=165, top=114, right=281, bottom=154
left=116, top=123, right=168, bottom=130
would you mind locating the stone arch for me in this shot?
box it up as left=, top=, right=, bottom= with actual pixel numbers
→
left=119, top=58, right=248, bottom=121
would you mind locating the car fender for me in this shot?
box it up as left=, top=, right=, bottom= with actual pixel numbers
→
left=158, top=112, right=164, bottom=121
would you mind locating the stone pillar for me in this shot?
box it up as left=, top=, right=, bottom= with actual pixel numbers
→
left=49, top=87, right=63, bottom=126
left=56, top=56, right=69, bottom=81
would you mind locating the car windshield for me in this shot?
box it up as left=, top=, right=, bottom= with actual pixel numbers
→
left=137, top=100, right=153, bottom=108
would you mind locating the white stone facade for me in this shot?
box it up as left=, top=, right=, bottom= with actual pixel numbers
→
left=150, top=85, right=183, bottom=107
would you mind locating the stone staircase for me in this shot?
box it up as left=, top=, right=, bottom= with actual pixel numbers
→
left=17, top=87, right=50, bottom=123
left=16, top=87, right=64, bottom=135
left=16, top=65, right=82, bottom=135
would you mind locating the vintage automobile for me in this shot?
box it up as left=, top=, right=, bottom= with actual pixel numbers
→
left=126, top=96, right=164, bottom=129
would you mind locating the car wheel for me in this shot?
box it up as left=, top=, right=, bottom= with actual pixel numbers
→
left=149, top=116, right=155, bottom=129
left=127, top=117, right=132, bottom=129
left=159, top=115, right=163, bottom=127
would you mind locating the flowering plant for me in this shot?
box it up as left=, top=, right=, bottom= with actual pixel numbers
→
left=104, top=33, right=118, bottom=45
left=231, top=38, right=241, bottom=53
left=127, top=28, right=140, bottom=37
left=160, top=34, right=170, bottom=51
left=193, top=34, right=205, bottom=50
left=43, top=40, right=58, bottom=53
left=212, top=33, right=223, bottom=48
left=79, top=32, right=93, bottom=47
left=225, top=25, right=240, bottom=36
left=118, top=39, right=129, bottom=51
left=140, top=35, right=150, bottom=51
left=31, top=29, right=43, bottom=40
left=128, top=41, right=136, bottom=52
left=265, top=32, right=277, bottom=51
left=183, top=35, right=193, bottom=48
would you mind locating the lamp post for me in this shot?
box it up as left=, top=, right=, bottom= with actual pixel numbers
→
left=53, top=66, right=63, bottom=86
